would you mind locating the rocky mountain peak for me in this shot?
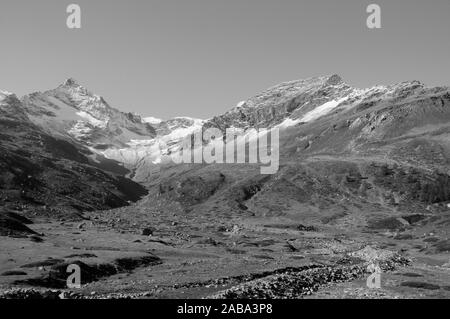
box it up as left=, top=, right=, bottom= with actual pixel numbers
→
left=56, top=78, right=106, bottom=108
left=325, top=74, right=344, bottom=86
left=61, top=77, right=81, bottom=88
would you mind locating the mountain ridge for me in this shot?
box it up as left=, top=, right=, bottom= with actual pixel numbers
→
left=3, top=75, right=450, bottom=185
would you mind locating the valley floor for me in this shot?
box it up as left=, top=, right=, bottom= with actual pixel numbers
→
left=1, top=205, right=449, bottom=299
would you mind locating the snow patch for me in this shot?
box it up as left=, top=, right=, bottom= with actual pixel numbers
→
left=143, top=117, right=162, bottom=125
left=0, top=90, right=14, bottom=102
left=236, top=101, right=246, bottom=108
left=300, top=97, right=348, bottom=123
left=173, top=116, right=202, bottom=121
left=277, top=117, right=301, bottom=128
left=0, top=90, right=13, bottom=96
left=68, top=121, right=93, bottom=139
left=76, top=111, right=108, bottom=128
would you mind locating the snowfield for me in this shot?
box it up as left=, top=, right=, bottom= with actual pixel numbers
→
left=300, top=97, right=348, bottom=122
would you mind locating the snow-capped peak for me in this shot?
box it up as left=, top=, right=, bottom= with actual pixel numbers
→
left=21, top=79, right=156, bottom=147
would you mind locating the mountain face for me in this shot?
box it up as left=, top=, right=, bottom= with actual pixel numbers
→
left=204, top=74, right=354, bottom=131
left=201, top=75, right=447, bottom=135
left=21, top=78, right=156, bottom=149
left=0, top=89, right=147, bottom=222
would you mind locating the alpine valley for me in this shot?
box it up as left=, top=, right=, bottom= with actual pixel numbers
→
left=1, top=75, right=449, bottom=299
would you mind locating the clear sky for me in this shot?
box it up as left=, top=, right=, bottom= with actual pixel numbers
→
left=0, top=0, right=449, bottom=119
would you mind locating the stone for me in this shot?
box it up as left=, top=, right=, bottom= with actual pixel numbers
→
left=142, top=227, right=155, bottom=236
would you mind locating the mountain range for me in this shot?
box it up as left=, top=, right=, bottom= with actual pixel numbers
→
left=1, top=75, right=450, bottom=298
left=2, top=74, right=450, bottom=202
